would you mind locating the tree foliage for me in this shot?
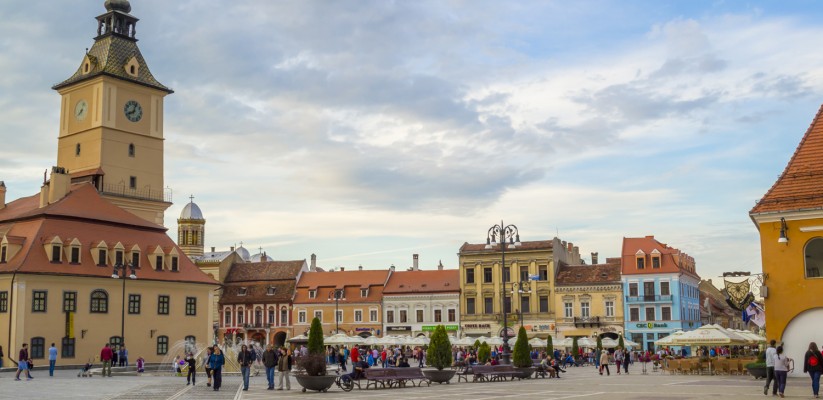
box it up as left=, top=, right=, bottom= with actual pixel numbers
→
left=618, top=334, right=625, bottom=350
left=512, top=326, right=531, bottom=368
left=571, top=337, right=579, bottom=361
left=307, top=317, right=324, bottom=355
left=547, top=335, right=554, bottom=355
left=478, top=342, right=491, bottom=363
left=426, top=325, right=453, bottom=370
left=596, top=335, right=603, bottom=352
left=474, top=339, right=481, bottom=350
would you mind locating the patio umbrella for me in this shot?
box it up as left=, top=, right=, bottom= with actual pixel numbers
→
left=623, top=338, right=640, bottom=348
left=408, top=336, right=430, bottom=346
left=670, top=325, right=749, bottom=346
left=286, top=334, right=309, bottom=343
left=377, top=335, right=401, bottom=346
left=601, top=338, right=618, bottom=348
left=362, top=336, right=380, bottom=346
left=654, top=330, right=685, bottom=346
left=324, top=333, right=363, bottom=346
left=577, top=337, right=597, bottom=348
left=486, top=337, right=505, bottom=346
left=554, top=338, right=573, bottom=348
left=529, top=338, right=547, bottom=347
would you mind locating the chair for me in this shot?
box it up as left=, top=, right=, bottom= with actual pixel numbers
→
left=716, top=359, right=729, bottom=375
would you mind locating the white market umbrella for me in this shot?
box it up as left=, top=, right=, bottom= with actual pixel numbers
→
left=486, top=337, right=504, bottom=346
left=408, top=336, right=430, bottom=346
left=623, top=338, right=640, bottom=348
left=654, top=330, right=685, bottom=346
left=362, top=336, right=379, bottom=346
left=601, top=338, right=618, bottom=348
left=377, top=335, right=401, bottom=346
left=529, top=338, right=547, bottom=347
left=577, top=337, right=597, bottom=348
left=324, top=333, right=363, bottom=346
left=671, top=325, right=749, bottom=346
left=554, top=338, right=573, bottom=348
left=286, top=334, right=309, bottom=343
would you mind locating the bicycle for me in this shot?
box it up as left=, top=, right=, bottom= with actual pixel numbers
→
left=334, top=372, right=355, bottom=392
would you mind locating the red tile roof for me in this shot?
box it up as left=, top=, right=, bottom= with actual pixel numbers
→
left=621, top=236, right=699, bottom=279
left=459, top=240, right=552, bottom=253
left=293, top=270, right=390, bottom=304
left=556, top=262, right=621, bottom=285
left=752, top=103, right=823, bottom=214
left=382, top=269, right=460, bottom=294
left=224, top=260, right=306, bottom=283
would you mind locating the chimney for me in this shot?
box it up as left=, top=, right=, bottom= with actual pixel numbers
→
left=438, top=260, right=444, bottom=270
left=340, top=267, right=345, bottom=272
left=567, top=242, right=573, bottom=252
left=413, top=254, right=419, bottom=271
left=0, top=181, right=5, bottom=210
left=591, top=252, right=599, bottom=264
left=230, top=246, right=235, bottom=251
left=311, top=253, right=317, bottom=272
left=358, top=265, right=363, bottom=271
left=44, top=166, right=72, bottom=206
left=390, top=264, right=395, bottom=272
left=211, top=247, right=215, bottom=253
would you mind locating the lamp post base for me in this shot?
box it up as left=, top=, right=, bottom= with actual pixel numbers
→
left=501, top=352, right=511, bottom=365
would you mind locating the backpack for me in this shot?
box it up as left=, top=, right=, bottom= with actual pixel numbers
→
left=811, top=354, right=820, bottom=367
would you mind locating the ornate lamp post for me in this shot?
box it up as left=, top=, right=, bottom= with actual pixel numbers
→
left=111, top=262, right=137, bottom=349
left=485, top=221, right=521, bottom=365
left=512, top=281, right=532, bottom=328
left=328, top=289, right=346, bottom=334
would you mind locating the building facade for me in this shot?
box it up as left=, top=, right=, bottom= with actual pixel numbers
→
left=621, top=236, right=701, bottom=352
left=458, top=238, right=580, bottom=339
left=698, top=279, right=745, bottom=330
left=382, top=261, right=460, bottom=337
left=749, top=102, right=823, bottom=374
left=554, top=256, right=624, bottom=340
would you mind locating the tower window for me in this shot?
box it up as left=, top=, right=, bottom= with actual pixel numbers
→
left=128, top=144, right=135, bottom=157
left=75, top=144, right=81, bottom=156
left=129, top=176, right=136, bottom=189
left=130, top=65, right=136, bottom=75
left=84, top=63, right=90, bottom=73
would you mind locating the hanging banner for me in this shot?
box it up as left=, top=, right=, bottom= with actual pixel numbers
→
left=723, top=278, right=753, bottom=311
left=65, top=311, right=75, bottom=339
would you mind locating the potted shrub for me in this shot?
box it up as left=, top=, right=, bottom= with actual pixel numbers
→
left=746, top=351, right=767, bottom=379
left=571, top=337, right=579, bottom=364
left=547, top=335, right=554, bottom=357
left=512, top=326, right=535, bottom=378
left=478, top=342, right=491, bottom=364
left=422, top=325, right=456, bottom=384
left=618, top=334, right=625, bottom=350
left=295, top=317, right=336, bottom=392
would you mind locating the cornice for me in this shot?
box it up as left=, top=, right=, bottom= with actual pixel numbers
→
left=555, top=285, right=622, bottom=293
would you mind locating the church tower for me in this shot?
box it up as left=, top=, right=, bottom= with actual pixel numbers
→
left=52, top=0, right=173, bottom=225
left=178, top=196, right=205, bottom=258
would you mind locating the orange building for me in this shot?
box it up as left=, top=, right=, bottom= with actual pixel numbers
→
left=750, top=102, right=823, bottom=372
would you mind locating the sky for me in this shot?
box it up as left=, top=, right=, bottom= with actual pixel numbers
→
left=2, top=1, right=823, bottom=281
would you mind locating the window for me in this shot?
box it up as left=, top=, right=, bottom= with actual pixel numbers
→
left=63, top=291, right=77, bottom=312
left=237, top=309, right=244, bottom=324
left=630, top=308, right=639, bottom=321
left=399, top=310, right=407, bottom=323
left=662, top=306, right=671, bottom=321
left=504, top=296, right=511, bottom=314
left=520, top=265, right=529, bottom=281
left=0, top=245, right=6, bottom=262
left=645, top=307, right=655, bottom=321
left=255, top=309, right=262, bottom=325
left=298, top=310, right=306, bottom=324
left=448, top=309, right=456, bottom=322
left=267, top=287, right=276, bottom=296
left=62, top=337, right=75, bottom=358
left=503, top=266, right=511, bottom=282
left=580, top=301, right=590, bottom=318
left=521, top=296, right=530, bottom=313
left=33, top=290, right=47, bottom=312
left=355, top=310, right=363, bottom=322
left=90, top=290, right=108, bottom=313
left=185, top=297, right=196, bottom=316
left=268, top=308, right=275, bottom=324
left=185, top=336, right=196, bottom=354
left=538, top=265, right=548, bottom=281
left=131, top=252, right=140, bottom=269
left=309, top=290, right=316, bottom=299
left=155, top=255, right=163, bottom=271
left=128, top=294, right=141, bottom=314
left=660, top=282, right=670, bottom=296
left=238, top=287, right=248, bottom=296
left=129, top=176, right=137, bottom=189
left=466, top=298, right=476, bottom=315
left=158, top=295, right=169, bottom=315
left=223, top=309, right=232, bottom=326
left=51, top=245, right=61, bottom=263
left=643, top=282, right=655, bottom=298
left=805, top=238, right=823, bottom=278
left=360, top=288, right=368, bottom=297
left=31, top=337, right=45, bottom=359
left=636, top=257, right=645, bottom=269
left=564, top=302, right=573, bottom=318
left=605, top=300, right=614, bottom=317
left=434, top=309, right=442, bottom=322
left=386, top=310, right=394, bottom=323
left=484, top=297, right=494, bottom=314
left=75, top=143, right=81, bottom=156
left=70, top=247, right=80, bottom=264
left=369, top=309, right=377, bottom=322
left=110, top=336, right=122, bottom=349
left=539, top=296, right=549, bottom=313
left=128, top=143, right=135, bottom=157
left=416, top=309, right=423, bottom=323
left=0, top=291, right=7, bottom=312
left=98, top=249, right=107, bottom=266
left=483, top=267, right=492, bottom=283
left=115, top=251, right=123, bottom=266
left=314, top=310, right=322, bottom=321
left=652, top=256, right=660, bottom=269
left=466, top=267, right=475, bottom=284
left=336, top=310, right=343, bottom=323
left=157, top=336, right=169, bottom=355
left=170, top=256, right=178, bottom=272
left=629, top=283, right=638, bottom=297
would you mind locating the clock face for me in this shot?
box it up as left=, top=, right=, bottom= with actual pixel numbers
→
left=123, top=100, right=143, bottom=122
left=74, top=100, right=88, bottom=121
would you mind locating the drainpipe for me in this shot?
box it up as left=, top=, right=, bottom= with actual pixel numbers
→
left=6, top=270, right=18, bottom=367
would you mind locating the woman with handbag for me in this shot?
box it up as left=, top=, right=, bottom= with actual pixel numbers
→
left=775, top=346, right=793, bottom=398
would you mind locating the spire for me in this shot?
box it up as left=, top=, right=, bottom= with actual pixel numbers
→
left=97, top=1, right=138, bottom=40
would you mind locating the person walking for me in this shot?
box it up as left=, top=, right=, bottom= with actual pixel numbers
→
left=615, top=348, right=623, bottom=375
left=119, top=345, right=128, bottom=367
left=276, top=347, right=292, bottom=390
left=100, top=343, right=113, bottom=377
left=623, top=349, right=630, bottom=374
left=0, top=345, right=4, bottom=369
left=599, top=349, right=610, bottom=376
left=804, top=342, right=823, bottom=398
left=338, top=346, right=347, bottom=371
left=765, top=339, right=778, bottom=396
left=774, top=346, right=793, bottom=398
left=203, top=347, right=213, bottom=387
left=237, top=344, right=255, bottom=391
left=262, top=344, right=278, bottom=390
left=111, top=346, right=119, bottom=367
left=14, top=343, right=32, bottom=381
left=208, top=346, right=225, bottom=392
left=48, top=343, right=58, bottom=377
left=185, top=353, right=196, bottom=385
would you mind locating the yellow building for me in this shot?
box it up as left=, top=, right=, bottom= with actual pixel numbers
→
left=554, top=257, right=624, bottom=340
left=750, top=101, right=823, bottom=373
left=458, top=238, right=580, bottom=339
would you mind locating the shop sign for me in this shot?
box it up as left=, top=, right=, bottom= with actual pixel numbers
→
left=528, top=324, right=555, bottom=332
left=387, top=326, right=411, bottom=331
left=601, top=326, right=619, bottom=333
left=422, top=325, right=459, bottom=331
left=635, top=323, right=668, bottom=329
left=463, top=323, right=492, bottom=330
left=355, top=327, right=373, bottom=332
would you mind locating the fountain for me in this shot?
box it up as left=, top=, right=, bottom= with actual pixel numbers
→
left=158, top=338, right=266, bottom=374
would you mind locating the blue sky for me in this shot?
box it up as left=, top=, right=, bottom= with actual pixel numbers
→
left=2, top=1, right=823, bottom=280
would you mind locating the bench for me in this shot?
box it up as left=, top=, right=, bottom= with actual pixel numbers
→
left=389, top=367, right=431, bottom=387
left=360, top=367, right=431, bottom=389
left=532, top=360, right=556, bottom=378
left=470, top=365, right=522, bottom=382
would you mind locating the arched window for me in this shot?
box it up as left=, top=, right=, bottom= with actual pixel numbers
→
left=280, top=306, right=288, bottom=325
left=128, top=143, right=135, bottom=157
left=268, top=307, right=275, bottom=325
left=30, top=337, right=45, bottom=359
left=90, top=289, right=108, bottom=313
left=805, top=238, right=823, bottom=278
left=157, top=335, right=168, bottom=355
left=224, top=309, right=232, bottom=326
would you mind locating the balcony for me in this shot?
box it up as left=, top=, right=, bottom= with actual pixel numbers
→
left=100, top=183, right=172, bottom=203
left=625, top=295, right=673, bottom=303
left=573, top=316, right=602, bottom=327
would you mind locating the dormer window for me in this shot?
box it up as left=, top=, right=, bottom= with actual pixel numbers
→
left=636, top=257, right=645, bottom=269
left=652, top=256, right=660, bottom=269
left=170, top=256, right=178, bottom=272
left=124, top=56, right=140, bottom=77
left=115, top=250, right=124, bottom=266
left=360, top=288, right=368, bottom=298
left=51, top=245, right=62, bottom=263
left=1, top=245, right=7, bottom=263
left=70, top=246, right=80, bottom=264
left=98, top=249, right=108, bottom=266
left=238, top=287, right=248, bottom=296
left=131, top=251, right=140, bottom=269
left=267, top=287, right=276, bottom=296
left=155, top=255, right=164, bottom=271
left=309, top=290, right=316, bottom=299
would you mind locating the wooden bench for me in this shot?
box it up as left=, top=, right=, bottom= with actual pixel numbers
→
left=390, top=367, right=431, bottom=387
left=470, top=365, right=522, bottom=382
left=360, top=367, right=431, bottom=389
left=363, top=368, right=394, bottom=389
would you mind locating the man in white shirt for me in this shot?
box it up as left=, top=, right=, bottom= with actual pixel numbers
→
left=764, top=340, right=778, bottom=396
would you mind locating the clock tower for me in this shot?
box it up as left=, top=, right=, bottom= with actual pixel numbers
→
left=52, top=0, right=173, bottom=225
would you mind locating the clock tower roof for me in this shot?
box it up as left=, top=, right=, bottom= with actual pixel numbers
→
left=52, top=1, right=172, bottom=94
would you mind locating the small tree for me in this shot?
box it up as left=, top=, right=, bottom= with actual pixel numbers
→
left=512, top=326, right=531, bottom=368
left=298, top=317, right=327, bottom=376
left=596, top=336, right=603, bottom=353
left=546, top=335, right=554, bottom=356
left=571, top=337, right=579, bottom=361
left=618, top=334, right=625, bottom=350
left=478, top=342, right=491, bottom=363
left=426, top=325, right=453, bottom=370
left=474, top=339, right=481, bottom=350
left=307, top=317, right=324, bottom=355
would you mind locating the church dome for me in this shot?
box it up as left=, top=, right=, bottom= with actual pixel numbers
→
left=250, top=253, right=273, bottom=262
left=180, top=201, right=204, bottom=220
left=236, top=246, right=251, bottom=261
left=104, top=0, right=132, bottom=13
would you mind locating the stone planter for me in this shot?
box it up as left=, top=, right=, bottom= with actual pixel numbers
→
left=295, top=374, right=336, bottom=392
left=514, top=366, right=536, bottom=379
left=747, top=365, right=767, bottom=379
left=422, top=369, right=456, bottom=384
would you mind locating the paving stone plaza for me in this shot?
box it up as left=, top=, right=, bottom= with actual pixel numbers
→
left=1, top=366, right=808, bottom=400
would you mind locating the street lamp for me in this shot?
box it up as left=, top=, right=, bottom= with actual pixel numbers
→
left=111, top=262, right=137, bottom=349
left=512, top=281, right=532, bottom=328
left=485, top=220, right=521, bottom=365
left=328, top=289, right=346, bottom=334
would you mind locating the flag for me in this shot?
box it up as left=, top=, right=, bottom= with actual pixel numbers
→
left=746, top=302, right=765, bottom=328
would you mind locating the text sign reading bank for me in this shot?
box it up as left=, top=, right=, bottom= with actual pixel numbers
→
left=636, top=323, right=668, bottom=329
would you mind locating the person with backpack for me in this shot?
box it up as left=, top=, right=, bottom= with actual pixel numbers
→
left=804, top=342, right=823, bottom=399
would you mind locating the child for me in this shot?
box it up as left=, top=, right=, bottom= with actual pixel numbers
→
left=136, top=357, right=145, bottom=373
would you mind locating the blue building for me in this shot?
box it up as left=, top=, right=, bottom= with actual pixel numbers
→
left=621, top=236, right=701, bottom=352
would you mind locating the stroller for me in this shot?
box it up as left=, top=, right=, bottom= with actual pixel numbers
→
left=78, top=359, right=94, bottom=377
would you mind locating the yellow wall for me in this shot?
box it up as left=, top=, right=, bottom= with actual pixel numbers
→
left=554, top=284, right=624, bottom=338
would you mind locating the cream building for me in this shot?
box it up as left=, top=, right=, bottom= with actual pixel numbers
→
left=382, top=257, right=460, bottom=337
left=554, top=255, right=624, bottom=340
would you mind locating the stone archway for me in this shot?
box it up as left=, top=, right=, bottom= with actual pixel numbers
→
left=273, top=331, right=287, bottom=347
left=251, top=332, right=266, bottom=345
left=782, top=307, right=823, bottom=376
left=599, top=332, right=618, bottom=340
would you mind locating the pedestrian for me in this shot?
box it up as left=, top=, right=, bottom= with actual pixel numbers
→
left=111, top=346, right=119, bottom=367
left=276, top=347, right=292, bottom=390
left=119, top=345, right=128, bottom=367
left=804, top=342, right=823, bottom=399
left=599, top=349, right=610, bottom=376
left=351, top=345, right=359, bottom=366
left=14, top=343, right=32, bottom=381
left=100, top=343, right=113, bottom=377
left=136, top=356, right=145, bottom=373
left=185, top=353, right=196, bottom=386
left=775, top=345, right=793, bottom=398
left=765, top=339, right=778, bottom=396
left=173, top=355, right=181, bottom=376
left=615, top=347, right=623, bottom=375
left=48, top=342, right=58, bottom=377
left=623, top=349, right=629, bottom=374
left=0, top=345, right=4, bottom=369
left=262, top=344, right=278, bottom=390
left=203, top=347, right=213, bottom=387
left=208, top=346, right=225, bottom=391
left=338, top=346, right=347, bottom=371
left=237, top=344, right=255, bottom=391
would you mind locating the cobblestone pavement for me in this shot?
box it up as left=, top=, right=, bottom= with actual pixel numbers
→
left=0, top=366, right=815, bottom=399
